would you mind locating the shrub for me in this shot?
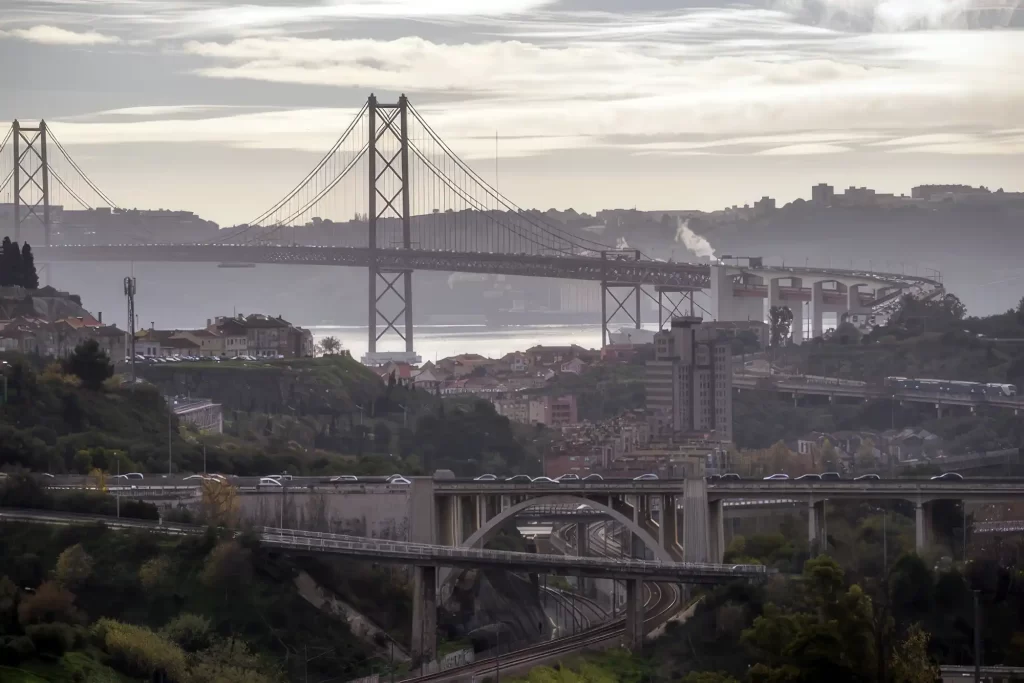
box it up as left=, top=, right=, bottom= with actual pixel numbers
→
left=25, top=622, right=76, bottom=655
left=94, top=618, right=189, bottom=682
left=17, top=581, right=81, bottom=626
left=0, top=635, right=35, bottom=665
left=54, top=543, right=94, bottom=589
left=161, top=613, right=212, bottom=653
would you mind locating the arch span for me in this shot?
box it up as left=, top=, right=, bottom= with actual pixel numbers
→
left=439, top=494, right=675, bottom=589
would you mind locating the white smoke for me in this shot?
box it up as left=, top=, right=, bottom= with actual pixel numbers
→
left=773, top=0, right=1022, bottom=31
left=674, top=218, right=716, bottom=261
left=615, top=236, right=631, bottom=250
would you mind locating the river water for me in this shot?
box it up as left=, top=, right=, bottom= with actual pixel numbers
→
left=305, top=323, right=662, bottom=361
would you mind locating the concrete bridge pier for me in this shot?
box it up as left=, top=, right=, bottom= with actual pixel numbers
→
left=916, top=502, right=934, bottom=553
left=769, top=277, right=803, bottom=345
left=624, top=577, right=645, bottom=651
left=660, top=494, right=681, bottom=560
left=808, top=500, right=826, bottom=555
left=575, top=522, right=595, bottom=597
left=681, top=478, right=710, bottom=563
left=708, top=500, right=725, bottom=563
left=810, top=281, right=826, bottom=339
left=411, top=564, right=438, bottom=663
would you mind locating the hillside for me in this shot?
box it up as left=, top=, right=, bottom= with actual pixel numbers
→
left=0, top=488, right=379, bottom=682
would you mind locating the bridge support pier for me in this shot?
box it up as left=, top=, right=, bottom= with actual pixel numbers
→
left=681, top=478, right=710, bottom=563
left=808, top=500, right=826, bottom=554
left=660, top=494, right=680, bottom=560
left=575, top=522, right=594, bottom=597
left=915, top=502, right=934, bottom=553
left=411, top=564, right=438, bottom=664
left=624, top=578, right=645, bottom=651
left=708, top=500, right=725, bottom=563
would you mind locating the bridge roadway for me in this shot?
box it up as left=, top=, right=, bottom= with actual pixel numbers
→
left=35, top=244, right=711, bottom=288
left=34, top=244, right=928, bottom=294
left=733, top=374, right=1024, bottom=411
left=0, top=508, right=765, bottom=584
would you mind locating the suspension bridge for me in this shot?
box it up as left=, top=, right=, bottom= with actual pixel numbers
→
left=1, top=95, right=935, bottom=361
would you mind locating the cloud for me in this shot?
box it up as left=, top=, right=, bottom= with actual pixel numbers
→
left=756, top=142, right=854, bottom=155
left=0, top=25, right=121, bottom=45
left=773, top=0, right=1023, bottom=31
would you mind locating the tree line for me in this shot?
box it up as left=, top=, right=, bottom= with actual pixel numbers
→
left=0, top=236, right=40, bottom=289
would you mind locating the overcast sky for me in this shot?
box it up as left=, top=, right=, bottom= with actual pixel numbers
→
left=1, top=0, right=1021, bottom=225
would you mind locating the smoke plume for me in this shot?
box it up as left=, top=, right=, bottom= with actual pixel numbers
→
left=674, top=218, right=716, bottom=261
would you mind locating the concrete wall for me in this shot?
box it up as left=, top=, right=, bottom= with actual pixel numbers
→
left=239, top=490, right=411, bottom=540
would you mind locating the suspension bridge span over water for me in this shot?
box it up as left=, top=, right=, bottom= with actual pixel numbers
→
left=2, top=96, right=941, bottom=361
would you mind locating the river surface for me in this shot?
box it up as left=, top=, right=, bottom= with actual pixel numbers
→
left=304, top=323, right=662, bottom=361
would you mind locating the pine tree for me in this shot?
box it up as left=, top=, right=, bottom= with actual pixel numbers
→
left=0, top=238, right=24, bottom=288
left=0, top=237, right=13, bottom=287
left=20, top=243, right=38, bottom=289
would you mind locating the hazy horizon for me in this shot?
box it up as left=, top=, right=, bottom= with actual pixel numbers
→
left=1, top=0, right=1021, bottom=225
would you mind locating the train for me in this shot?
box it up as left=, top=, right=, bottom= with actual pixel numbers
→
left=884, top=377, right=1017, bottom=397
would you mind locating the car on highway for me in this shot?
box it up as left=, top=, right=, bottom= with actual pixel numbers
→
left=388, top=477, right=412, bottom=485
left=795, top=474, right=821, bottom=481
left=706, top=474, right=721, bottom=482
left=931, top=472, right=964, bottom=481
left=474, top=474, right=498, bottom=481
left=854, top=474, right=881, bottom=481
left=506, top=474, right=532, bottom=482
left=556, top=474, right=580, bottom=481
left=821, top=472, right=842, bottom=480
left=258, top=477, right=283, bottom=486
left=531, top=476, right=558, bottom=484
left=115, top=473, right=144, bottom=480
left=763, top=473, right=790, bottom=480
left=386, top=474, right=406, bottom=482
left=720, top=473, right=742, bottom=481
left=183, top=474, right=208, bottom=481
left=329, top=475, right=359, bottom=483
left=582, top=473, right=604, bottom=481
left=633, top=473, right=659, bottom=481
left=266, top=474, right=293, bottom=482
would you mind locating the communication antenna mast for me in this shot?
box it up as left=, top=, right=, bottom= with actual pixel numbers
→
left=124, top=276, right=137, bottom=384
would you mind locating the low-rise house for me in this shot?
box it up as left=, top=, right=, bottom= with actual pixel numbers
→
left=411, top=367, right=442, bottom=392
left=559, top=357, right=587, bottom=375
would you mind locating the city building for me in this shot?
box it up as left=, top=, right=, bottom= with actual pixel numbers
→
left=754, top=196, right=776, bottom=212
left=646, top=316, right=732, bottom=442
left=811, top=183, right=834, bottom=206
left=491, top=394, right=579, bottom=427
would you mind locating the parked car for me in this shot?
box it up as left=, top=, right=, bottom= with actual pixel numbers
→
left=821, top=472, right=842, bottom=480
left=330, top=475, right=359, bottom=483
left=582, top=473, right=604, bottom=481
left=474, top=474, right=498, bottom=481
left=633, top=473, right=659, bottom=481
left=763, top=473, right=790, bottom=480
left=258, top=477, right=283, bottom=487
left=795, top=473, right=821, bottom=481
left=931, top=472, right=964, bottom=481
left=854, top=474, right=881, bottom=481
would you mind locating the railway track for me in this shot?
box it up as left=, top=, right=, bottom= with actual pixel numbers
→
left=405, top=577, right=672, bottom=682
left=404, top=523, right=679, bottom=682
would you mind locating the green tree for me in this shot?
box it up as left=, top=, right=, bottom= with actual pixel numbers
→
left=139, top=556, right=173, bottom=593
left=53, top=543, right=93, bottom=589
left=889, top=623, right=938, bottom=683
left=683, top=671, right=741, bottom=683
left=17, top=581, right=81, bottom=626
left=20, top=242, right=38, bottom=289
left=94, top=618, right=190, bottom=682
left=160, top=613, right=213, bottom=653
left=0, top=236, right=22, bottom=287
left=769, top=306, right=795, bottom=347
left=1016, top=296, right=1024, bottom=326
left=63, top=339, right=114, bottom=390
left=318, top=336, right=341, bottom=356
left=373, top=421, right=392, bottom=453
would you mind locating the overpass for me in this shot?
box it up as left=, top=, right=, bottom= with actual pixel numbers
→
left=733, top=374, right=1024, bottom=413
left=0, top=507, right=765, bottom=658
